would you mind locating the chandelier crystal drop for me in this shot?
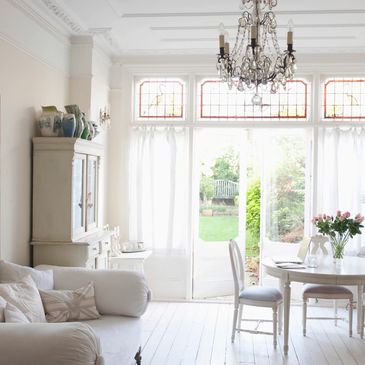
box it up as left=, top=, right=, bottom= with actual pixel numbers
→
left=216, top=0, right=296, bottom=102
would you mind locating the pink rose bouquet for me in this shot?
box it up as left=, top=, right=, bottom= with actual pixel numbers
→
left=311, top=211, right=364, bottom=259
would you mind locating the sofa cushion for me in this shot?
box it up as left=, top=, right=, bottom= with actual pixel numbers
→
left=37, top=266, right=150, bottom=317
left=0, top=260, right=53, bottom=290
left=40, top=282, right=100, bottom=323
left=85, top=315, right=142, bottom=365
left=4, top=302, right=30, bottom=323
left=0, top=322, right=104, bottom=365
left=0, top=275, right=46, bottom=322
left=0, top=296, right=6, bottom=322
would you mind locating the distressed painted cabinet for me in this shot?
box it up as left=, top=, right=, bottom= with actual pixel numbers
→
left=31, top=138, right=111, bottom=268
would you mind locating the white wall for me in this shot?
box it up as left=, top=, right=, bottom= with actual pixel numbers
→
left=0, top=39, right=69, bottom=264
left=0, top=2, right=112, bottom=265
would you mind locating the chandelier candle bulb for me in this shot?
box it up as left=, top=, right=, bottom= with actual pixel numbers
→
left=224, top=41, right=230, bottom=55
left=219, top=34, right=225, bottom=48
left=251, top=25, right=257, bottom=40
left=287, top=31, right=293, bottom=45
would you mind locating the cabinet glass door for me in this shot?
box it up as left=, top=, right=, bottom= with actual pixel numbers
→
left=86, top=156, right=98, bottom=230
left=72, top=154, right=86, bottom=236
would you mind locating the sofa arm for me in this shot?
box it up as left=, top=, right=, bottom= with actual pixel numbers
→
left=37, top=266, right=150, bottom=317
left=0, top=322, right=104, bottom=365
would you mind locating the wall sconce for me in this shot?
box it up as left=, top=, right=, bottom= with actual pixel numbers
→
left=99, top=107, right=111, bottom=129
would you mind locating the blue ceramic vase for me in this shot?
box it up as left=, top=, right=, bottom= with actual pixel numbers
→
left=62, top=114, right=76, bottom=137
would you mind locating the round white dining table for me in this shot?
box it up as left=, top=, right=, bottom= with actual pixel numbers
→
left=262, top=256, right=365, bottom=355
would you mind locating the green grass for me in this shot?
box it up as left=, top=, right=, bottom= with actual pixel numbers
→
left=199, top=216, right=238, bottom=242
left=199, top=215, right=260, bottom=257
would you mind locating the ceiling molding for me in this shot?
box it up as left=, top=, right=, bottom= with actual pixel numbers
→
left=88, top=28, right=114, bottom=46
left=122, top=9, right=365, bottom=18
left=151, top=23, right=365, bottom=31
left=160, top=36, right=355, bottom=43
left=41, top=0, right=83, bottom=33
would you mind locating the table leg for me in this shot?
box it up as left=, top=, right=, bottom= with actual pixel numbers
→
left=279, top=279, right=284, bottom=335
left=283, top=279, right=291, bottom=355
left=358, top=285, right=363, bottom=334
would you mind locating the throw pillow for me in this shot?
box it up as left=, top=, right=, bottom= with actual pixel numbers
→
left=4, top=302, right=30, bottom=323
left=0, top=275, right=46, bottom=322
left=0, top=260, right=53, bottom=290
left=0, top=296, right=6, bottom=322
left=40, top=282, right=100, bottom=323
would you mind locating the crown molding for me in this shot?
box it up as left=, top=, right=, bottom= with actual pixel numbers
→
left=41, top=0, right=82, bottom=33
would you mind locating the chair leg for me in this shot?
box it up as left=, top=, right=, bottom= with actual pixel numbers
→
left=349, top=300, right=353, bottom=337
left=361, top=304, right=365, bottom=339
left=278, top=303, right=283, bottom=335
left=334, top=300, right=338, bottom=326
left=231, top=304, right=239, bottom=343
left=238, top=304, right=243, bottom=331
left=303, top=298, right=307, bottom=336
left=273, top=306, right=278, bottom=348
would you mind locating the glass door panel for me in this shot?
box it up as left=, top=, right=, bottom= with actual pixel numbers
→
left=259, top=129, right=311, bottom=300
left=193, top=128, right=246, bottom=299
left=86, top=156, right=98, bottom=230
left=72, top=154, right=86, bottom=237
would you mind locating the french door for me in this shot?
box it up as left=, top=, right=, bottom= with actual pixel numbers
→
left=192, top=128, right=311, bottom=299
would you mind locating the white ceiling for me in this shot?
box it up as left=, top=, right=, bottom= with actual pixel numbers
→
left=28, top=0, right=365, bottom=57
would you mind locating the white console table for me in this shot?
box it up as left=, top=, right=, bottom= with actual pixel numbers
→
left=109, top=250, right=152, bottom=273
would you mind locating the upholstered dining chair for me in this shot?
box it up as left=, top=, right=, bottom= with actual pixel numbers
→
left=229, top=239, right=283, bottom=348
left=302, top=235, right=354, bottom=337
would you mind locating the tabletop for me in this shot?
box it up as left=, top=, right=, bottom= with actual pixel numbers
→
left=262, top=256, right=365, bottom=285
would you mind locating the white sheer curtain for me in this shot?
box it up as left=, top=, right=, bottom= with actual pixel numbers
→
left=317, top=127, right=365, bottom=253
left=129, top=126, right=189, bottom=254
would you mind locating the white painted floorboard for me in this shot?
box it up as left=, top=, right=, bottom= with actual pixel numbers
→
left=140, top=301, right=365, bottom=365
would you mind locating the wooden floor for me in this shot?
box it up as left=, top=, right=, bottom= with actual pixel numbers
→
left=141, top=301, right=365, bottom=365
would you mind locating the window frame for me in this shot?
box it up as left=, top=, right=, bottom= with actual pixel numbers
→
left=134, top=76, right=188, bottom=122
left=323, top=78, right=365, bottom=120
left=197, top=78, right=309, bottom=121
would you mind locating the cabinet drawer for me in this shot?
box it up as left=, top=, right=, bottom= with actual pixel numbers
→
left=101, top=240, right=111, bottom=253
left=88, top=243, right=100, bottom=257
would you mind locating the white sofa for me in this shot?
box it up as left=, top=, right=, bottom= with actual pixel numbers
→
left=0, top=266, right=151, bottom=365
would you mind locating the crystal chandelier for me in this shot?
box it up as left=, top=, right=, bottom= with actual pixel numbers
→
left=216, top=0, right=296, bottom=105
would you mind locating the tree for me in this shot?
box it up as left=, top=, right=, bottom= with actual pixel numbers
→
left=212, top=147, right=239, bottom=182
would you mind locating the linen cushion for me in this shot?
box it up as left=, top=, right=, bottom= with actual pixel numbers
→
left=0, top=275, right=46, bottom=322
left=40, top=282, right=100, bottom=323
left=0, top=260, right=53, bottom=290
left=0, top=296, right=6, bottom=322
left=37, top=265, right=150, bottom=317
left=240, top=286, right=283, bottom=302
left=4, top=302, right=31, bottom=323
left=0, top=322, right=104, bottom=365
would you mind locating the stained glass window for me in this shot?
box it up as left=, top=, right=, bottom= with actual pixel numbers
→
left=136, top=79, right=185, bottom=119
left=198, top=79, right=308, bottom=120
left=323, top=79, right=365, bottom=119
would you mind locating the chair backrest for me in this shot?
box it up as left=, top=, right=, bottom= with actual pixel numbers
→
left=297, top=236, right=311, bottom=262
left=229, top=240, right=245, bottom=297
left=309, top=234, right=330, bottom=256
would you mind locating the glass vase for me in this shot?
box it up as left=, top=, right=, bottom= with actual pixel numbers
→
left=330, top=233, right=349, bottom=262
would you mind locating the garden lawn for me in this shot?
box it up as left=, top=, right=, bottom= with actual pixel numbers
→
left=199, top=215, right=238, bottom=242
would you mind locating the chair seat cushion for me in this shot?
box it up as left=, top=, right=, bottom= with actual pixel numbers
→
left=303, top=284, right=352, bottom=296
left=239, top=286, right=282, bottom=302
